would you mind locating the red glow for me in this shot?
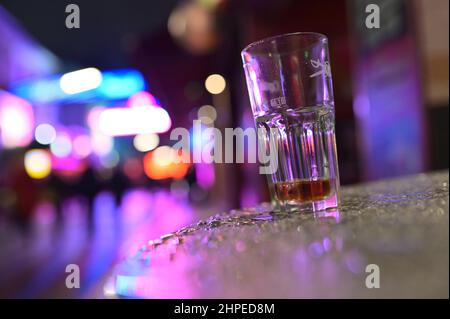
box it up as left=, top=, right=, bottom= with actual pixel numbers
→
left=123, top=157, right=144, bottom=181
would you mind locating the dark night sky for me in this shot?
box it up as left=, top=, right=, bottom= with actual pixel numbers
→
left=2, top=0, right=180, bottom=69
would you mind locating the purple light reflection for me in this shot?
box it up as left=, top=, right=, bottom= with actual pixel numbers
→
left=195, top=163, right=215, bottom=189
left=118, top=189, right=194, bottom=260
left=115, top=252, right=196, bottom=298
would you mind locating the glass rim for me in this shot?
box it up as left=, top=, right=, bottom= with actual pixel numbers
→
left=241, top=32, right=327, bottom=58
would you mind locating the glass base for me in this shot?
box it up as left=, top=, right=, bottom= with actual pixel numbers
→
left=274, top=192, right=339, bottom=214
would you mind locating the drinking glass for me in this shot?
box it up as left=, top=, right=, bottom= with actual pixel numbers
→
left=241, top=32, right=340, bottom=212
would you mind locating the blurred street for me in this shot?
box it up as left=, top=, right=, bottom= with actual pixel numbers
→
left=0, top=188, right=203, bottom=298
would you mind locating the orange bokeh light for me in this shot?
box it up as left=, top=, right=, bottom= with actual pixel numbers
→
left=143, top=147, right=190, bottom=180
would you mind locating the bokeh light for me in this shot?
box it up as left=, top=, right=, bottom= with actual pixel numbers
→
left=99, top=150, right=120, bottom=169
left=143, top=147, right=190, bottom=180
left=87, top=106, right=106, bottom=129
left=24, top=149, right=52, bottom=179
left=50, top=133, right=72, bottom=157
left=127, top=91, right=159, bottom=107
left=167, top=1, right=218, bottom=54
left=123, top=157, right=144, bottom=181
left=0, top=91, right=34, bottom=148
left=73, top=134, right=92, bottom=158
left=197, top=105, right=217, bottom=124
left=205, top=74, right=226, bottom=94
left=133, top=133, right=160, bottom=152
left=98, top=106, right=171, bottom=136
left=59, top=67, right=103, bottom=94
left=35, top=123, right=56, bottom=145
left=168, top=7, right=187, bottom=39
left=97, top=69, right=146, bottom=100
left=52, top=155, right=86, bottom=178
left=152, top=146, right=176, bottom=166
left=91, top=131, right=113, bottom=156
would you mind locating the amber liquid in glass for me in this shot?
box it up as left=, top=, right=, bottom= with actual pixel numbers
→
left=257, top=106, right=339, bottom=211
left=274, top=179, right=333, bottom=203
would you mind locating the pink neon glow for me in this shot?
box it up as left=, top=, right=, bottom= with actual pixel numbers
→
left=123, top=157, right=144, bottom=181
left=127, top=91, right=159, bottom=107
left=98, top=106, right=171, bottom=136
left=0, top=91, right=34, bottom=148
left=195, top=162, right=215, bottom=189
left=73, top=134, right=92, bottom=158
left=52, top=154, right=86, bottom=177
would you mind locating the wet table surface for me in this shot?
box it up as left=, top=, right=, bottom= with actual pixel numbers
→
left=106, top=171, right=449, bottom=298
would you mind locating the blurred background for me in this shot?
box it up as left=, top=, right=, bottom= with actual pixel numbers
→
left=0, top=0, right=448, bottom=298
